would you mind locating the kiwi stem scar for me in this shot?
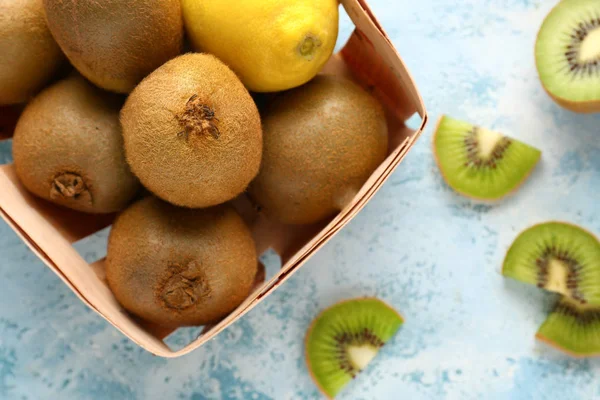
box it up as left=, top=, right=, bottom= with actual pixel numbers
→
left=50, top=172, right=91, bottom=203
left=160, top=261, right=211, bottom=311
left=177, top=94, right=220, bottom=140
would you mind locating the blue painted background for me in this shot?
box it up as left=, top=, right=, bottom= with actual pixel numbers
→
left=1, top=0, right=600, bottom=398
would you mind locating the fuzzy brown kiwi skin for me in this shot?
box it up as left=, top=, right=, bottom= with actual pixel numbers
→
left=248, top=74, right=388, bottom=225
left=304, top=297, right=404, bottom=399
left=120, top=53, right=263, bottom=209
left=0, top=0, right=65, bottom=105
left=12, top=75, right=140, bottom=214
left=105, top=196, right=258, bottom=327
left=43, top=0, right=183, bottom=94
left=432, top=115, right=542, bottom=203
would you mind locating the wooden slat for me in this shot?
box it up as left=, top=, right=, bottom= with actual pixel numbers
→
left=0, top=0, right=428, bottom=358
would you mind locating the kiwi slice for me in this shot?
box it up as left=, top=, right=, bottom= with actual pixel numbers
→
left=535, top=0, right=600, bottom=113
left=503, top=222, right=600, bottom=305
left=305, top=298, right=403, bottom=398
left=536, top=297, right=600, bottom=357
left=433, top=115, right=541, bottom=201
left=106, top=196, right=258, bottom=327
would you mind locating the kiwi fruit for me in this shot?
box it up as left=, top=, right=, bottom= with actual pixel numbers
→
left=536, top=297, right=600, bottom=357
left=305, top=298, right=403, bottom=399
left=120, top=53, right=263, bottom=209
left=248, top=74, right=388, bottom=225
left=43, top=0, right=183, bottom=94
left=535, top=0, right=600, bottom=113
left=0, top=0, right=65, bottom=105
left=433, top=115, right=541, bottom=201
left=105, top=196, right=258, bottom=327
left=12, top=75, right=140, bottom=214
left=502, top=222, right=600, bottom=305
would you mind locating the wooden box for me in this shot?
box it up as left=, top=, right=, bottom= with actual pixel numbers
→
left=0, top=0, right=427, bottom=358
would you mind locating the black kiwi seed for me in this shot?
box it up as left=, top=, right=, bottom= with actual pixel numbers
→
left=536, top=297, right=600, bottom=357
left=564, top=18, right=600, bottom=76
left=334, top=328, right=385, bottom=378
left=534, top=247, right=586, bottom=303
left=535, top=0, right=600, bottom=112
left=463, top=127, right=512, bottom=169
left=305, top=298, right=404, bottom=398
left=503, top=222, right=600, bottom=306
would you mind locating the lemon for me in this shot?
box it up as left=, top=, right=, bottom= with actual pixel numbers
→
left=181, top=0, right=339, bottom=92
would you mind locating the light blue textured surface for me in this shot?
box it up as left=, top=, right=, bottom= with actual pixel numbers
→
left=1, top=0, right=600, bottom=399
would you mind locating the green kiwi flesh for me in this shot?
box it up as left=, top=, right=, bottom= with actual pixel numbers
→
left=12, top=75, right=140, bottom=214
left=503, top=222, right=600, bottom=305
left=120, top=53, right=263, bottom=209
left=43, top=0, right=183, bottom=93
left=106, top=196, right=258, bottom=327
left=0, top=0, right=65, bottom=105
left=536, top=297, right=600, bottom=357
left=305, top=298, right=403, bottom=399
left=248, top=74, right=388, bottom=225
left=433, top=115, right=541, bottom=201
left=535, top=0, right=600, bottom=113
